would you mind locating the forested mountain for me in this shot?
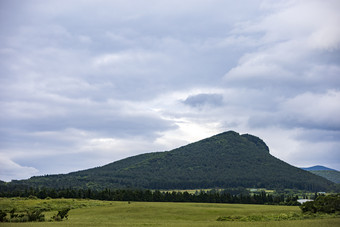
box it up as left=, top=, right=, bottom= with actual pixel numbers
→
left=302, top=166, right=340, bottom=184
left=2, top=131, right=335, bottom=191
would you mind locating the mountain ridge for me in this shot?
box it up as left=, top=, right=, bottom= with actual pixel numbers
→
left=2, top=131, right=334, bottom=191
left=301, top=165, right=337, bottom=171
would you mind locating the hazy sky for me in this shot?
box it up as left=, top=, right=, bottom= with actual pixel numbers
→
left=1, top=0, right=340, bottom=181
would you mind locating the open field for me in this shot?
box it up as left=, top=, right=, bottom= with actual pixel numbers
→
left=0, top=198, right=339, bottom=227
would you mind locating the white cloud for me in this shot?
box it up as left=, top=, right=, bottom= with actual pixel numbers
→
left=224, top=0, right=340, bottom=89
left=280, top=90, right=340, bottom=130
left=94, top=51, right=154, bottom=66
left=0, top=156, right=39, bottom=182
left=251, top=0, right=340, bottom=50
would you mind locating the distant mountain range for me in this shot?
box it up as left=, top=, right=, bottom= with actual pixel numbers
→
left=301, top=165, right=337, bottom=171
left=301, top=165, right=340, bottom=184
left=1, top=131, right=335, bottom=192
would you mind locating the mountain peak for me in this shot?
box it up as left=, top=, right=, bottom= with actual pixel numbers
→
left=241, top=133, right=269, bottom=153
left=207, top=131, right=269, bottom=153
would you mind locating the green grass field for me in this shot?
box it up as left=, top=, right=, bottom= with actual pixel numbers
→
left=0, top=198, right=339, bottom=226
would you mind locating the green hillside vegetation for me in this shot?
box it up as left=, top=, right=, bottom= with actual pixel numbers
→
left=2, top=131, right=334, bottom=191
left=307, top=170, right=340, bottom=184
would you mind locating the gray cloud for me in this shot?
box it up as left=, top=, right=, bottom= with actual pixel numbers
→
left=1, top=0, right=340, bottom=181
left=248, top=90, right=340, bottom=132
left=294, top=129, right=340, bottom=143
left=183, top=93, right=224, bottom=108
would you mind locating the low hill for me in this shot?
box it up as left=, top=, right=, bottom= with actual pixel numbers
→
left=301, top=166, right=340, bottom=184
left=302, top=165, right=336, bottom=171
left=3, top=131, right=334, bottom=191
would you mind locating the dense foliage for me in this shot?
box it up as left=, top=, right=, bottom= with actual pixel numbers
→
left=0, top=208, right=45, bottom=222
left=0, top=187, right=300, bottom=206
left=51, top=208, right=70, bottom=221
left=1, top=131, right=334, bottom=191
left=0, top=207, right=70, bottom=223
left=300, top=194, right=340, bottom=214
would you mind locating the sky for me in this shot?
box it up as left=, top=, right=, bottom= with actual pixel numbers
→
left=0, top=0, right=340, bottom=182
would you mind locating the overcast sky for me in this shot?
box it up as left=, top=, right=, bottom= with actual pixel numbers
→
left=1, top=0, right=340, bottom=181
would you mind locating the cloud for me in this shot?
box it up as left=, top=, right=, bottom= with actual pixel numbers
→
left=253, top=0, right=340, bottom=50
left=0, top=156, right=39, bottom=182
left=1, top=0, right=340, bottom=181
left=280, top=90, right=340, bottom=130
left=248, top=90, right=340, bottom=131
left=183, top=93, right=224, bottom=108
left=93, top=50, right=165, bottom=67
left=224, top=0, right=340, bottom=92
left=1, top=97, right=177, bottom=139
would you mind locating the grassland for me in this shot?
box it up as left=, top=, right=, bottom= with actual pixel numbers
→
left=0, top=198, right=339, bottom=227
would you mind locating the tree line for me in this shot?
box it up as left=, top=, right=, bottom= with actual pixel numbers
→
left=0, top=187, right=300, bottom=205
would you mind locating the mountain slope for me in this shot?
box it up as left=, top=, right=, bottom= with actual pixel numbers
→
left=5, top=131, right=334, bottom=191
left=308, top=170, right=340, bottom=184
left=301, top=166, right=340, bottom=184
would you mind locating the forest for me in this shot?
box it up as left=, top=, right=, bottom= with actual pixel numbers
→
left=0, top=187, right=302, bottom=206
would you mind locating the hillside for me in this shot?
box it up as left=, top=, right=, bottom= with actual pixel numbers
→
left=308, top=170, right=340, bottom=184
left=3, top=131, right=334, bottom=191
left=301, top=166, right=340, bottom=184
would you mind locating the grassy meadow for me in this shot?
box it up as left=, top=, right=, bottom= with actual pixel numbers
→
left=0, top=197, right=339, bottom=227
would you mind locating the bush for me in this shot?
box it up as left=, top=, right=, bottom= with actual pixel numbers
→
left=28, top=195, right=38, bottom=200
left=217, top=215, right=243, bottom=221
left=300, top=194, right=340, bottom=214
left=51, top=208, right=70, bottom=221
left=0, top=210, right=7, bottom=222
left=9, top=208, right=16, bottom=218
left=26, top=209, right=45, bottom=222
left=0, top=208, right=47, bottom=222
left=300, top=201, right=317, bottom=213
left=216, top=212, right=326, bottom=222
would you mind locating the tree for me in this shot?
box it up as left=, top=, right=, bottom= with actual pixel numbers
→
left=300, top=194, right=340, bottom=213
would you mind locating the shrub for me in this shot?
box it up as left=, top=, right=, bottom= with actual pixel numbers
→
left=300, top=194, right=340, bottom=214
left=28, top=195, right=38, bottom=200
left=26, top=209, right=45, bottom=222
left=300, top=201, right=317, bottom=213
left=9, top=208, right=16, bottom=218
left=51, top=208, right=70, bottom=221
left=217, top=215, right=243, bottom=221
left=0, top=210, right=7, bottom=222
left=0, top=208, right=47, bottom=222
